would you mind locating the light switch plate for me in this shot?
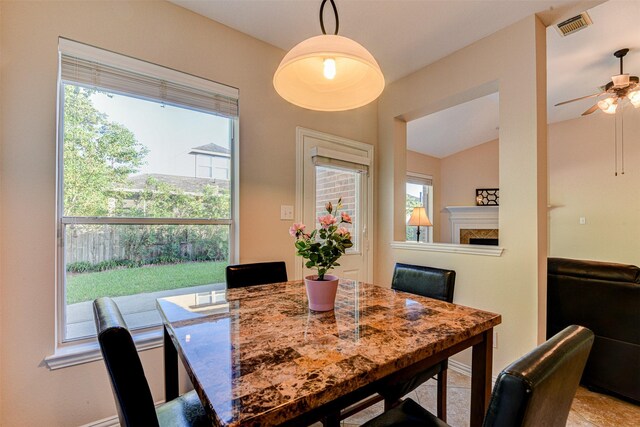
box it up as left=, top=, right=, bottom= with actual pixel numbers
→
left=281, top=205, right=294, bottom=220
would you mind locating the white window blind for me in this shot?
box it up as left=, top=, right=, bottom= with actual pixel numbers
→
left=311, top=146, right=370, bottom=174
left=59, top=38, right=238, bottom=118
left=407, top=172, right=433, bottom=186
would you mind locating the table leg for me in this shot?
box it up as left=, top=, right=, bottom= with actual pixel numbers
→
left=470, top=328, right=493, bottom=427
left=164, top=325, right=179, bottom=402
left=321, top=412, right=340, bottom=427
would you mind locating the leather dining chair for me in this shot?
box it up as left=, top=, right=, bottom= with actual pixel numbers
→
left=362, top=325, right=594, bottom=427
left=225, top=261, right=287, bottom=289
left=380, top=263, right=456, bottom=420
left=93, top=297, right=209, bottom=427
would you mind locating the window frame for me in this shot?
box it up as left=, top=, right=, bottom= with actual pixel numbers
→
left=406, top=172, right=434, bottom=243
left=53, top=41, right=240, bottom=356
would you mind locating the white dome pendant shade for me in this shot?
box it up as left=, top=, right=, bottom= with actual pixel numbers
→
left=273, top=6, right=384, bottom=112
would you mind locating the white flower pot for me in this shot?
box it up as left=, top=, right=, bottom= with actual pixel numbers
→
left=304, top=274, right=339, bottom=311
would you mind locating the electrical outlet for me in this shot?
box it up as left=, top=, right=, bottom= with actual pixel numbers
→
left=280, top=205, right=294, bottom=220
left=579, top=217, right=586, bottom=225
left=493, top=331, right=498, bottom=349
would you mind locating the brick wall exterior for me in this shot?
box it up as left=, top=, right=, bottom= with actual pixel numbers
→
left=315, top=167, right=359, bottom=250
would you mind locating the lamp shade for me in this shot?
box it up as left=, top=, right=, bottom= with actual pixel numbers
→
left=407, top=207, right=432, bottom=227
left=273, top=35, right=385, bottom=111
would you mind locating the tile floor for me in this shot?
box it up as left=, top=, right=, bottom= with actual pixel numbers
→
left=334, top=370, right=640, bottom=426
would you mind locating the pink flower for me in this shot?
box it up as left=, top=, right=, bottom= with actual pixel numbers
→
left=341, top=212, right=352, bottom=224
left=318, top=214, right=337, bottom=229
left=336, top=227, right=350, bottom=236
left=289, top=223, right=306, bottom=237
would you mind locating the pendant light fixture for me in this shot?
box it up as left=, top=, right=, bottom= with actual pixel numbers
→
left=273, top=0, right=385, bottom=112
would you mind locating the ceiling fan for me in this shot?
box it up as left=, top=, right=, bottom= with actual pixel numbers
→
left=555, top=48, right=640, bottom=116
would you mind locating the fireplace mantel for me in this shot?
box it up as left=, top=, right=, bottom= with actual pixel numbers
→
left=444, top=206, right=499, bottom=244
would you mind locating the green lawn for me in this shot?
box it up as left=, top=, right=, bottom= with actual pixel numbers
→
left=66, top=261, right=227, bottom=304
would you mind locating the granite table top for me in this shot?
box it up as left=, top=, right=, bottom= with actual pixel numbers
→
left=157, top=280, right=501, bottom=426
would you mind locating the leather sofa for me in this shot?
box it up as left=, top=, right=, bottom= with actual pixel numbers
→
left=547, top=257, right=640, bottom=403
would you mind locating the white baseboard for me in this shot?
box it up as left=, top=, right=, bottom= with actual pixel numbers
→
left=448, top=359, right=499, bottom=384
left=78, top=415, right=119, bottom=427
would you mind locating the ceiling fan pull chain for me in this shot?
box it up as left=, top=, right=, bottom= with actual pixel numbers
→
left=319, top=0, right=339, bottom=35
left=621, top=103, right=625, bottom=175
left=614, top=111, right=618, bottom=176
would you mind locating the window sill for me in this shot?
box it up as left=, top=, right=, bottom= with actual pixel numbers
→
left=44, top=328, right=163, bottom=370
left=391, top=241, right=504, bottom=257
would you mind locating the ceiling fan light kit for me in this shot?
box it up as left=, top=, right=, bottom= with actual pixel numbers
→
left=273, top=0, right=385, bottom=112
left=597, top=97, right=617, bottom=114
left=555, top=48, right=640, bottom=175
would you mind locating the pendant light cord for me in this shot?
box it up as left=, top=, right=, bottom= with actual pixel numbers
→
left=320, top=0, right=339, bottom=35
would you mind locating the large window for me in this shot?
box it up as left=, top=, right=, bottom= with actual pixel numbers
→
left=57, top=39, right=238, bottom=342
left=406, top=173, right=433, bottom=243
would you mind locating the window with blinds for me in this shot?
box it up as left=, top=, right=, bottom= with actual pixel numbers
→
left=56, top=38, right=238, bottom=344
left=406, top=172, right=433, bottom=243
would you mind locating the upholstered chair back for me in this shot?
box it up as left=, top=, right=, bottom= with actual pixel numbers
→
left=225, top=261, right=288, bottom=289
left=391, top=263, right=456, bottom=302
left=483, top=325, right=594, bottom=427
left=93, top=297, right=159, bottom=427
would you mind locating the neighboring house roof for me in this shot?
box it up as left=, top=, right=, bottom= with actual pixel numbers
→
left=121, top=173, right=229, bottom=195
left=189, top=143, right=231, bottom=156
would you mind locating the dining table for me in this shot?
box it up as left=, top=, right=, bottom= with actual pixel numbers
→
left=157, top=280, right=501, bottom=427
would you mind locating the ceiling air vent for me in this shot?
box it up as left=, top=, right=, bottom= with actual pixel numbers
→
left=555, top=12, right=593, bottom=37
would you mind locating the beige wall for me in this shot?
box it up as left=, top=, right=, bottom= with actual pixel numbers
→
left=406, top=139, right=499, bottom=244
left=0, top=1, right=376, bottom=425
left=548, top=110, right=640, bottom=266
left=377, top=15, right=547, bottom=373
left=406, top=150, right=441, bottom=242
left=439, top=139, right=499, bottom=242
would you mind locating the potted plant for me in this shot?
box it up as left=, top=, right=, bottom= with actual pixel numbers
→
left=290, top=198, right=353, bottom=311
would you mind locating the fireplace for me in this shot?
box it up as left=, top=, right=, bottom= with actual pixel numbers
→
left=461, top=229, right=499, bottom=245
left=445, top=206, right=499, bottom=245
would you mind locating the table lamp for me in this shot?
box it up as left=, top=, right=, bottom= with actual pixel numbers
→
left=407, top=207, right=432, bottom=242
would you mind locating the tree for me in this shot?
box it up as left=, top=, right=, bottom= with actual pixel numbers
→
left=63, top=85, right=148, bottom=216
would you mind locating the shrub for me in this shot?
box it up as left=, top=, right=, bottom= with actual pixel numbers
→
left=66, top=258, right=142, bottom=273
left=67, top=261, right=93, bottom=273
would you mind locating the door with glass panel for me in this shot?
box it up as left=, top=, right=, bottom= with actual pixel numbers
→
left=298, top=128, right=373, bottom=282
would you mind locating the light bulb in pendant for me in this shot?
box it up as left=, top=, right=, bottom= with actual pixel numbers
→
left=323, top=58, right=336, bottom=80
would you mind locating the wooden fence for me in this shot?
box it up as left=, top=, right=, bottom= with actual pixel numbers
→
left=65, top=227, right=125, bottom=264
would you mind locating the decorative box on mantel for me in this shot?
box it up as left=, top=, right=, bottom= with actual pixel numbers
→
left=444, top=206, right=499, bottom=244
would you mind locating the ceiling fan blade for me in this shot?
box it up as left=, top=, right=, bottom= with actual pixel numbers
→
left=581, top=104, right=599, bottom=116
left=555, top=92, right=604, bottom=107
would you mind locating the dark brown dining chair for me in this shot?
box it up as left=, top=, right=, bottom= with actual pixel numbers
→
left=93, top=297, right=209, bottom=427
left=362, top=325, right=594, bottom=427
left=225, top=261, right=287, bottom=289
left=380, top=263, right=456, bottom=419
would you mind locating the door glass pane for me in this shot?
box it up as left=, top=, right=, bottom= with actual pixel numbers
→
left=315, top=166, right=360, bottom=253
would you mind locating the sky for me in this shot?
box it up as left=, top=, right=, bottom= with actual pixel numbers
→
left=91, top=91, right=231, bottom=178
